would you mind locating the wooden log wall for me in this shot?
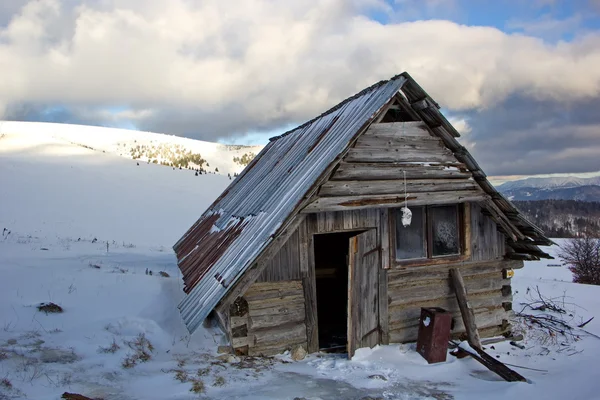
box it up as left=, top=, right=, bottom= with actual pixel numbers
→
left=387, top=259, right=522, bottom=343
left=230, top=280, right=307, bottom=356
left=303, top=121, right=487, bottom=213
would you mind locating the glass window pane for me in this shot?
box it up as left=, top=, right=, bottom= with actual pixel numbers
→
left=431, top=205, right=459, bottom=256
left=395, top=207, right=426, bottom=260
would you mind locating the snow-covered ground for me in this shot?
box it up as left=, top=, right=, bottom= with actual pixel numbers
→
left=1, top=126, right=600, bottom=399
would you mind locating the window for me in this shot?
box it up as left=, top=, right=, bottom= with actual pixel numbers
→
left=395, top=205, right=462, bottom=261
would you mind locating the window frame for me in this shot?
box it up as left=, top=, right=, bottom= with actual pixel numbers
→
left=391, top=203, right=469, bottom=267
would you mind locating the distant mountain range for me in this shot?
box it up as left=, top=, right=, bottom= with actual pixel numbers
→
left=497, top=176, right=600, bottom=201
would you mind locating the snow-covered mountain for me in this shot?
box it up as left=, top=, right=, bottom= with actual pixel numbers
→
left=497, top=176, right=600, bottom=201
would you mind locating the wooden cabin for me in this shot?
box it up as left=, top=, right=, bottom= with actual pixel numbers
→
left=174, top=72, right=552, bottom=358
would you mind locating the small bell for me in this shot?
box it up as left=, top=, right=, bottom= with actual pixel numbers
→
left=401, top=206, right=412, bottom=227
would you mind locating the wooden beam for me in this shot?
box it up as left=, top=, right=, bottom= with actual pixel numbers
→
left=450, top=268, right=482, bottom=350
left=331, top=162, right=470, bottom=181
left=345, top=147, right=456, bottom=163
left=319, top=179, right=478, bottom=197
left=299, top=219, right=319, bottom=353
left=302, top=190, right=488, bottom=213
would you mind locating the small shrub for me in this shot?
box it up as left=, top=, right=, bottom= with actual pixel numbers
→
left=174, top=369, right=190, bottom=383
left=1, top=377, right=12, bottom=389
left=0, top=352, right=8, bottom=361
left=190, top=379, right=205, bottom=394
left=37, top=302, right=63, bottom=314
left=213, top=375, right=225, bottom=387
left=197, top=367, right=210, bottom=377
left=559, top=237, right=600, bottom=285
left=159, top=271, right=170, bottom=278
left=98, top=338, right=120, bottom=354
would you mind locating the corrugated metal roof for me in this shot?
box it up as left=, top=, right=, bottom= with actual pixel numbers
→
left=174, top=75, right=407, bottom=333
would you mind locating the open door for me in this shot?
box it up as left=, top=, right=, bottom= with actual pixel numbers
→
left=347, top=229, right=380, bottom=358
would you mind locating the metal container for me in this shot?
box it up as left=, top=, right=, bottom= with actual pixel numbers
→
left=416, top=307, right=452, bottom=364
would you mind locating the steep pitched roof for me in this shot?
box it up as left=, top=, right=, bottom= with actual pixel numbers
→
left=174, top=72, right=552, bottom=334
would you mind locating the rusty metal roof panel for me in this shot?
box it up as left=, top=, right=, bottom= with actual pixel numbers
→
left=175, top=75, right=407, bottom=333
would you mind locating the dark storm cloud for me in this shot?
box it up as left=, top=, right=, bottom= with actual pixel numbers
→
left=465, top=95, right=600, bottom=175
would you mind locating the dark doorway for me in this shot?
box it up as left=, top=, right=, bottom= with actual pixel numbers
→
left=314, top=231, right=363, bottom=351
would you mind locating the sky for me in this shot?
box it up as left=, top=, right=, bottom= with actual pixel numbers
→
left=1, top=0, right=600, bottom=176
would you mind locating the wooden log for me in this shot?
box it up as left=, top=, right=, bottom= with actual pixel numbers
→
left=387, top=259, right=521, bottom=285
left=345, top=147, right=456, bottom=163
left=460, top=344, right=527, bottom=382
left=332, top=162, right=470, bottom=181
left=248, top=309, right=306, bottom=330
left=302, top=190, right=488, bottom=213
left=246, top=294, right=305, bottom=310
left=355, top=135, right=442, bottom=148
left=319, top=179, right=478, bottom=197
left=248, top=339, right=308, bottom=356
left=450, top=268, right=482, bottom=349
left=252, top=322, right=307, bottom=345
left=388, top=275, right=511, bottom=307
left=364, top=122, right=433, bottom=137
left=247, top=302, right=306, bottom=317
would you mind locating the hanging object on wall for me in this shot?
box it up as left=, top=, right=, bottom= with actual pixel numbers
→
left=401, top=170, right=412, bottom=227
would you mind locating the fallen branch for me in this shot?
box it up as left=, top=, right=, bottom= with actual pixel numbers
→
left=578, top=317, right=594, bottom=328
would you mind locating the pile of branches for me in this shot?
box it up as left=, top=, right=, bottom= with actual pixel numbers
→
left=514, top=286, right=594, bottom=348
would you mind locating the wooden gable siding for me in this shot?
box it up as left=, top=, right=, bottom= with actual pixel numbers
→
left=256, top=230, right=302, bottom=282
left=303, top=121, right=487, bottom=213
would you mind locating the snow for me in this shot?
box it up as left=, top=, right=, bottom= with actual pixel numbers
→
left=2, top=124, right=600, bottom=399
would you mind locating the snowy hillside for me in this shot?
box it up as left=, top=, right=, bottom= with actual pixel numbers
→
left=0, top=125, right=234, bottom=247
left=0, top=121, right=263, bottom=177
left=1, top=125, right=600, bottom=399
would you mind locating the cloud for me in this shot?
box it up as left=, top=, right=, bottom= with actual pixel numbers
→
left=0, top=0, right=599, bottom=175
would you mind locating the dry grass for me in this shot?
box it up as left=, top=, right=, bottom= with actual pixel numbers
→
left=98, top=338, right=120, bottom=354
left=190, top=379, right=205, bottom=394
left=174, top=369, right=190, bottom=383
left=121, top=333, right=154, bottom=369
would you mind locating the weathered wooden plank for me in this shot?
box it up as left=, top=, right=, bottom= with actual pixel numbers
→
left=246, top=294, right=305, bottom=310
left=247, top=301, right=306, bottom=317
left=302, top=217, right=319, bottom=353
left=252, top=322, right=307, bottom=345
left=331, top=162, right=470, bottom=181
left=245, top=280, right=303, bottom=293
left=302, top=190, right=488, bottom=213
left=379, top=209, right=390, bottom=345
left=319, top=179, right=478, bottom=197
left=232, top=336, right=251, bottom=348
left=249, top=309, right=306, bottom=330
left=345, top=147, right=456, bottom=163
left=365, top=122, right=433, bottom=137
left=354, top=136, right=444, bottom=150
left=387, top=259, right=521, bottom=285
left=450, top=268, right=482, bottom=349
left=231, top=316, right=248, bottom=329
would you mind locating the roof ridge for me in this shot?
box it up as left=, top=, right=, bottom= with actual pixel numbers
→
left=269, top=73, right=405, bottom=142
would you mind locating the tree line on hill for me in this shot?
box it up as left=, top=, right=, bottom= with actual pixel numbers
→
left=513, top=200, right=600, bottom=238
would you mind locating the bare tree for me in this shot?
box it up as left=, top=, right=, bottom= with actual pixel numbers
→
left=559, top=237, right=600, bottom=285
